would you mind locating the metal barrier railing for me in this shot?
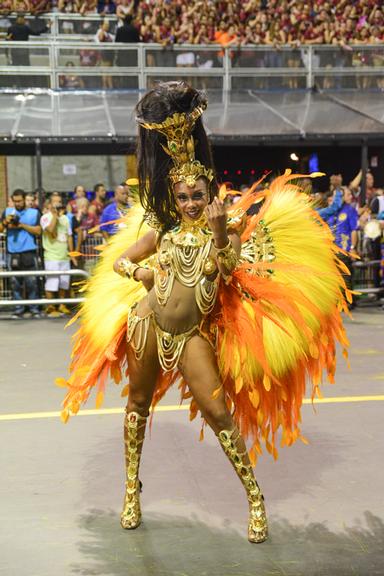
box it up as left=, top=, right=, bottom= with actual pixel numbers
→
left=352, top=259, right=384, bottom=296
left=0, top=233, right=12, bottom=301
left=81, top=234, right=104, bottom=273
left=0, top=268, right=89, bottom=307
left=0, top=13, right=384, bottom=60
left=0, top=258, right=381, bottom=309
left=0, top=13, right=119, bottom=40
left=0, top=40, right=383, bottom=91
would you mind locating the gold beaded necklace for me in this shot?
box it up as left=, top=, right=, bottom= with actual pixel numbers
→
left=154, top=215, right=219, bottom=309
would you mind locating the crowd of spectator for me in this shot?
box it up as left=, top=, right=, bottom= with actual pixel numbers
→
left=1, top=0, right=383, bottom=47
left=0, top=171, right=383, bottom=318
left=322, top=172, right=384, bottom=305
left=0, top=180, right=135, bottom=317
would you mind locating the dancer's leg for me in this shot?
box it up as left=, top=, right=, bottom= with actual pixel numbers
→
left=121, top=311, right=160, bottom=530
left=126, top=321, right=160, bottom=416
left=179, top=335, right=268, bottom=543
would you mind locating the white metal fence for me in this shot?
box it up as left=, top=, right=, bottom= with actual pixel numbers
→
left=0, top=232, right=94, bottom=306
left=0, top=36, right=383, bottom=92
left=81, top=233, right=104, bottom=273
left=1, top=231, right=382, bottom=309
left=0, top=234, right=12, bottom=301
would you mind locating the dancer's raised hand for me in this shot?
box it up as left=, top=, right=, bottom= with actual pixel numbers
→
left=205, top=196, right=228, bottom=246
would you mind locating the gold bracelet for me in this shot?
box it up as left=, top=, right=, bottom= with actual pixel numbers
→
left=117, top=257, right=141, bottom=281
left=214, top=240, right=238, bottom=271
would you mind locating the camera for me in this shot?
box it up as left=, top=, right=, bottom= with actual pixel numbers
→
left=8, top=213, right=20, bottom=225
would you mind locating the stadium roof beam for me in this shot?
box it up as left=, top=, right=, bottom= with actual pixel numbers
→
left=0, top=90, right=384, bottom=151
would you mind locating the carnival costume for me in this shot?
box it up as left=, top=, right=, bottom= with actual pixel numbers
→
left=59, top=83, right=350, bottom=544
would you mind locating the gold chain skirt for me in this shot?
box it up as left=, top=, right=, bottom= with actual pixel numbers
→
left=127, top=304, right=199, bottom=372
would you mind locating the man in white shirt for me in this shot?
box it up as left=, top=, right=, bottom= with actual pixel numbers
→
left=40, top=196, right=77, bottom=317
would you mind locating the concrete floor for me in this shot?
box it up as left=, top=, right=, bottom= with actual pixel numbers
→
left=0, top=309, right=383, bottom=576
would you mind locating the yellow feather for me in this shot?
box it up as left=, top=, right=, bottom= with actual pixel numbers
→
left=242, top=299, right=255, bottom=321
left=320, top=333, right=328, bottom=346
left=299, top=434, right=309, bottom=445
left=249, top=185, right=346, bottom=380
left=95, top=390, right=104, bottom=409
left=71, top=401, right=80, bottom=415
left=235, top=376, right=243, bottom=394
left=232, top=348, right=241, bottom=379
left=249, top=389, right=260, bottom=408
left=309, top=342, right=319, bottom=359
left=212, top=386, right=222, bottom=400
left=55, top=378, right=68, bottom=388
left=79, top=204, right=148, bottom=350
left=263, top=374, right=271, bottom=391
left=315, top=386, right=323, bottom=399
left=120, top=384, right=129, bottom=397
left=61, top=410, right=69, bottom=424
left=309, top=172, right=326, bottom=178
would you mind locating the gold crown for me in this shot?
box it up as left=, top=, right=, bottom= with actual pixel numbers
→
left=139, top=107, right=214, bottom=188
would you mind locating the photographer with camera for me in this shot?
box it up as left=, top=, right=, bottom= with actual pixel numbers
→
left=40, top=196, right=77, bottom=318
left=0, top=189, right=42, bottom=318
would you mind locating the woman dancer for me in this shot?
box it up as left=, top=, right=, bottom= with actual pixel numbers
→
left=60, top=81, right=350, bottom=544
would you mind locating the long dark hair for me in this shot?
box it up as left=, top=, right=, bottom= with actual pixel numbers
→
left=136, top=81, right=217, bottom=231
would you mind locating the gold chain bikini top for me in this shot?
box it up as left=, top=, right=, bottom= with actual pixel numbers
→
left=152, top=218, right=219, bottom=316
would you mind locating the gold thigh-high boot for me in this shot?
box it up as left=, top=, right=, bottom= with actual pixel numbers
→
left=121, top=411, right=147, bottom=530
left=218, top=427, right=268, bottom=543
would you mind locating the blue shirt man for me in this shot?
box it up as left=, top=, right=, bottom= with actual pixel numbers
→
left=0, top=189, right=42, bottom=316
left=99, top=184, right=131, bottom=239
left=324, top=188, right=359, bottom=308
left=317, top=189, right=343, bottom=221
left=326, top=200, right=359, bottom=252
left=2, top=205, right=40, bottom=253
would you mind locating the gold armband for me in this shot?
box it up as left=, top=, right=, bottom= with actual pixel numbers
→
left=214, top=240, right=238, bottom=271
left=117, top=257, right=140, bottom=281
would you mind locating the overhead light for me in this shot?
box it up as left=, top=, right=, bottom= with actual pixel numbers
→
left=290, top=153, right=299, bottom=162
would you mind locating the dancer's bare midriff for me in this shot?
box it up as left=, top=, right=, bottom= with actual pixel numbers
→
left=147, top=280, right=201, bottom=335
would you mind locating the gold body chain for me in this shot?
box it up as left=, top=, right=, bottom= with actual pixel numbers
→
left=127, top=218, right=222, bottom=371
left=126, top=215, right=277, bottom=371
left=154, top=218, right=220, bottom=314
left=127, top=304, right=200, bottom=372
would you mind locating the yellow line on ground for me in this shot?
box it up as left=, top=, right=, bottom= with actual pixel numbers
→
left=305, top=395, right=384, bottom=404
left=0, top=394, right=384, bottom=422
left=351, top=348, right=380, bottom=355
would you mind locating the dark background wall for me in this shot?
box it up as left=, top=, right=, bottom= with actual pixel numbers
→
left=213, top=145, right=384, bottom=191
left=2, top=144, right=383, bottom=197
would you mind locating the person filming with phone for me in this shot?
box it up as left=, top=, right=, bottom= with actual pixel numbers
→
left=40, top=195, right=77, bottom=318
